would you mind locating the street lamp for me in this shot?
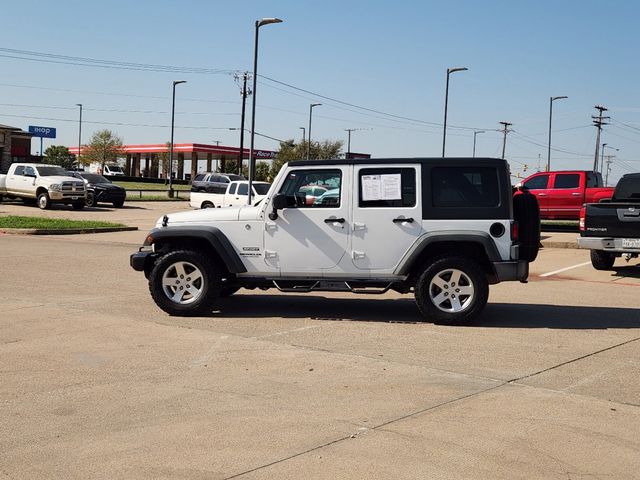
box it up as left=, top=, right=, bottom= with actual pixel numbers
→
left=442, top=66, right=468, bottom=157
left=307, top=103, right=321, bottom=160
left=75, top=103, right=82, bottom=169
left=472, top=130, right=485, bottom=158
left=546, top=95, right=568, bottom=171
left=600, top=143, right=619, bottom=174
left=248, top=17, right=283, bottom=205
left=299, top=126, right=305, bottom=144
left=168, top=80, right=187, bottom=197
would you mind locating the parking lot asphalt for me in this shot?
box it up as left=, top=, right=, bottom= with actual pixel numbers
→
left=1, top=201, right=639, bottom=479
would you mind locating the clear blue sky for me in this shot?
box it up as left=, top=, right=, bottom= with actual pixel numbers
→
left=2, top=0, right=639, bottom=183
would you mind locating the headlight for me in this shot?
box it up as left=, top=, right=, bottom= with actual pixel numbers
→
left=49, top=184, right=62, bottom=192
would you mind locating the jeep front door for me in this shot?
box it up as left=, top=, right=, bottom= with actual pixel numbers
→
left=351, top=165, right=422, bottom=271
left=263, top=167, right=349, bottom=273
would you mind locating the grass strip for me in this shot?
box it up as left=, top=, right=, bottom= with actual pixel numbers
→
left=0, top=216, right=126, bottom=229
left=114, top=181, right=191, bottom=191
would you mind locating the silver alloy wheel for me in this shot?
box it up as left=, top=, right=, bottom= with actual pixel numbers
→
left=161, top=261, right=205, bottom=305
left=429, top=268, right=475, bottom=313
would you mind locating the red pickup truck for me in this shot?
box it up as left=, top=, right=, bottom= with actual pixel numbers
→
left=516, top=170, right=614, bottom=220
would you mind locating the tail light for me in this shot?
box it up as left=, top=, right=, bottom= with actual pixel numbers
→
left=510, top=220, right=519, bottom=242
left=579, top=206, right=586, bottom=232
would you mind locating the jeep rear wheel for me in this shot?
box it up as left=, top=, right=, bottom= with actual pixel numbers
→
left=415, top=256, right=489, bottom=324
left=590, top=250, right=615, bottom=270
left=148, top=250, right=221, bottom=316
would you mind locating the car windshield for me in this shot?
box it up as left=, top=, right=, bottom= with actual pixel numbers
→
left=36, top=166, right=69, bottom=176
left=254, top=184, right=271, bottom=195
left=82, top=173, right=111, bottom=184
left=107, top=166, right=123, bottom=173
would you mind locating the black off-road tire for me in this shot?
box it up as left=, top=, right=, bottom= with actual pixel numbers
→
left=414, top=255, right=489, bottom=325
left=590, top=250, right=615, bottom=270
left=37, top=192, right=51, bottom=210
left=148, top=249, right=221, bottom=316
left=85, top=192, right=96, bottom=207
left=513, top=192, right=540, bottom=262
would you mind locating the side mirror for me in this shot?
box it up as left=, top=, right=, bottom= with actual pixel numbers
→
left=269, top=193, right=288, bottom=220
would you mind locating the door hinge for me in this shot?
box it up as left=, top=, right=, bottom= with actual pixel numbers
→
left=264, top=250, right=278, bottom=258
left=353, top=222, right=366, bottom=231
left=352, top=251, right=366, bottom=260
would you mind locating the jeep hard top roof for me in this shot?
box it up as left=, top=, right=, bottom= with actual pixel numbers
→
left=288, top=157, right=508, bottom=167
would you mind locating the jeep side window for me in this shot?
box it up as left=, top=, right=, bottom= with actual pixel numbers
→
left=432, top=167, right=499, bottom=207
left=523, top=174, right=549, bottom=190
left=279, top=169, right=341, bottom=208
left=358, top=168, right=416, bottom=208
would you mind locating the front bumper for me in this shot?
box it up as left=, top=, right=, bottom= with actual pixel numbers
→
left=491, top=260, right=529, bottom=283
left=49, top=191, right=86, bottom=202
left=130, top=249, right=156, bottom=273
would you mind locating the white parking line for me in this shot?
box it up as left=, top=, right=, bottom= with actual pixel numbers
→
left=539, top=261, right=591, bottom=278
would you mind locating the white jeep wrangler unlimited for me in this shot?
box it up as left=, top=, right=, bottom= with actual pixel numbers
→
left=131, top=158, right=539, bottom=324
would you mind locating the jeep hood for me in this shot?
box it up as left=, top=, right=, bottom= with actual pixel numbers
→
left=156, top=205, right=247, bottom=227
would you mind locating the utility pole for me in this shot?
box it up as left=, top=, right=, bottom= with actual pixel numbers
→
left=499, top=122, right=512, bottom=160
left=472, top=130, right=485, bottom=158
left=537, top=153, right=541, bottom=172
left=235, top=72, right=252, bottom=175
left=604, top=155, right=614, bottom=186
left=592, top=105, right=609, bottom=172
left=345, top=128, right=356, bottom=157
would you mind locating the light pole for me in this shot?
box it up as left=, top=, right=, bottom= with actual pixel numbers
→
left=248, top=17, right=283, bottom=205
left=168, top=80, right=186, bottom=197
left=472, top=130, right=485, bottom=158
left=546, top=95, right=568, bottom=171
left=442, top=66, right=468, bottom=157
left=307, top=103, right=321, bottom=160
left=75, top=103, right=83, bottom=169
left=299, top=126, right=305, bottom=144
left=600, top=144, right=618, bottom=174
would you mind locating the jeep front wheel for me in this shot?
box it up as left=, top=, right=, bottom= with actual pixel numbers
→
left=414, top=256, right=489, bottom=324
left=148, top=250, right=221, bottom=316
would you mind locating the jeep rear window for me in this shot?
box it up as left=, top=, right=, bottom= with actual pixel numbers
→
left=432, top=167, right=499, bottom=207
left=358, top=168, right=416, bottom=208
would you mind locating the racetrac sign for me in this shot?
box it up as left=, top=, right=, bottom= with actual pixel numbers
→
left=28, top=126, right=57, bottom=139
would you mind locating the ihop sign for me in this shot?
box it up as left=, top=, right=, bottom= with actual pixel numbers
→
left=28, top=125, right=57, bottom=139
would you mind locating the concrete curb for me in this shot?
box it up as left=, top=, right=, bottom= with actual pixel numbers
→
left=540, top=240, right=579, bottom=249
left=0, top=226, right=138, bottom=235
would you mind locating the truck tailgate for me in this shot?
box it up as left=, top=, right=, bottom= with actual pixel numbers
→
left=584, top=203, right=640, bottom=238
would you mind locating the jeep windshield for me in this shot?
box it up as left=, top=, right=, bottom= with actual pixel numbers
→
left=36, top=166, right=70, bottom=176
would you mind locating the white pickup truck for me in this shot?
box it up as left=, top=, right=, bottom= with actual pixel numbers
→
left=0, top=163, right=87, bottom=209
left=189, top=180, right=271, bottom=209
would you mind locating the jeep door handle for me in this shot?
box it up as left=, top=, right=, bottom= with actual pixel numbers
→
left=324, top=217, right=345, bottom=224
left=392, top=217, right=414, bottom=223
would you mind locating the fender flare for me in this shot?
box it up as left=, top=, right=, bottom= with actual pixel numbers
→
left=145, top=226, right=247, bottom=273
left=395, top=231, right=502, bottom=275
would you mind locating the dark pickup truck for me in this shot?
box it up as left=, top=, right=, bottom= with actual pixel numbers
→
left=578, top=173, right=640, bottom=270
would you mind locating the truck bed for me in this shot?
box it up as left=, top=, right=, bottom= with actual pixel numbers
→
left=582, top=202, right=640, bottom=238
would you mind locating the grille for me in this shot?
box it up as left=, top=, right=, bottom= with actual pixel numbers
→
left=61, top=181, right=86, bottom=193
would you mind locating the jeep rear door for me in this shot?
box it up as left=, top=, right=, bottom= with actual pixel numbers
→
left=351, top=164, right=422, bottom=271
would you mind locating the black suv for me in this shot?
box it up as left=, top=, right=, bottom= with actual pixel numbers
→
left=191, top=172, right=245, bottom=193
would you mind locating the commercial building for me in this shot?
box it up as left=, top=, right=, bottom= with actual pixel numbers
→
left=0, top=124, right=34, bottom=172
left=68, top=143, right=277, bottom=180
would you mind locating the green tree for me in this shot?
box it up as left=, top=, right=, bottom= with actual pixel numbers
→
left=158, top=141, right=171, bottom=182
left=271, top=139, right=343, bottom=179
left=255, top=161, right=270, bottom=182
left=81, top=129, right=125, bottom=170
left=44, top=145, right=76, bottom=170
